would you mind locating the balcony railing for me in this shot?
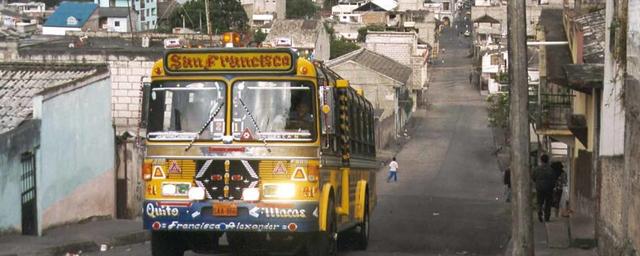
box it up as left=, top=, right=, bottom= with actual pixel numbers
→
left=530, top=93, right=573, bottom=131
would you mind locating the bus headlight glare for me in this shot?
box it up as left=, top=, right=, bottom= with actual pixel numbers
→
left=263, top=183, right=296, bottom=198
left=162, top=184, right=176, bottom=196
left=188, top=187, right=205, bottom=200
left=242, top=188, right=260, bottom=201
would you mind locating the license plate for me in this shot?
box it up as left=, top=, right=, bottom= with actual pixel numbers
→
left=213, top=203, right=238, bottom=217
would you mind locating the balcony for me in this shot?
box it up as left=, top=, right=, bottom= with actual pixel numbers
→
left=530, top=93, right=574, bottom=134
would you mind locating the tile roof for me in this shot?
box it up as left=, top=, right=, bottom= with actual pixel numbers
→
left=574, top=9, right=605, bottom=64
left=473, top=14, right=500, bottom=24
left=264, top=19, right=324, bottom=49
left=0, top=63, right=105, bottom=134
left=98, top=7, right=129, bottom=18
left=43, top=2, right=98, bottom=28
left=326, top=48, right=412, bottom=84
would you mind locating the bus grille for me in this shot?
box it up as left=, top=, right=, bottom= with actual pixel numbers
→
left=194, top=160, right=260, bottom=200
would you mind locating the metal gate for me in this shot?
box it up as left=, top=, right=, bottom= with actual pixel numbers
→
left=21, top=152, right=37, bottom=235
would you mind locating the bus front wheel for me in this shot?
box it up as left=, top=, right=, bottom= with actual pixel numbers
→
left=307, top=199, right=338, bottom=256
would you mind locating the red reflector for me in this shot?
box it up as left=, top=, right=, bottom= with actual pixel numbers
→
left=211, top=175, right=223, bottom=181
left=231, top=175, right=243, bottom=181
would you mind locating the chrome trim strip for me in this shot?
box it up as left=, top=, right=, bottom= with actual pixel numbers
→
left=146, top=155, right=319, bottom=160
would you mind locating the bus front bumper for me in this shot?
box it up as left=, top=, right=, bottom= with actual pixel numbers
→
left=142, top=200, right=319, bottom=233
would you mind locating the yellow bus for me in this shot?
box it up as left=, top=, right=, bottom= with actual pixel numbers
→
left=141, top=41, right=377, bottom=256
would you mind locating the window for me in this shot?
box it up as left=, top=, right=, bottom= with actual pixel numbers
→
left=114, top=21, right=120, bottom=27
left=231, top=80, right=316, bottom=142
left=147, top=81, right=226, bottom=141
left=491, top=55, right=501, bottom=65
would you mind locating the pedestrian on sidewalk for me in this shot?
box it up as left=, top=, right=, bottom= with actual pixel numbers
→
left=533, top=154, right=556, bottom=222
left=551, top=161, right=566, bottom=217
left=387, top=157, right=399, bottom=182
left=503, top=167, right=511, bottom=202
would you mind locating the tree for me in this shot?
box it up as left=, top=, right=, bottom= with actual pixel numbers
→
left=286, top=0, right=318, bottom=19
left=166, top=0, right=248, bottom=33
left=330, top=38, right=360, bottom=59
left=253, top=29, right=267, bottom=44
left=487, top=93, right=510, bottom=129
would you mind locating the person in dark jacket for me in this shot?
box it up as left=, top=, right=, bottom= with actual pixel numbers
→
left=532, top=154, right=556, bottom=222
left=550, top=161, right=566, bottom=217
left=503, top=168, right=511, bottom=202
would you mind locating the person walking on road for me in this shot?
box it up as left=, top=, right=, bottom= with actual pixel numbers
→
left=503, top=168, right=511, bottom=202
left=551, top=161, right=567, bottom=217
left=533, top=154, right=557, bottom=222
left=387, top=157, right=399, bottom=182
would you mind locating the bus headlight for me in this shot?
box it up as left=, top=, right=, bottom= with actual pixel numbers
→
left=162, top=183, right=190, bottom=196
left=242, top=188, right=260, bottom=201
left=263, top=183, right=296, bottom=199
left=188, top=187, right=206, bottom=200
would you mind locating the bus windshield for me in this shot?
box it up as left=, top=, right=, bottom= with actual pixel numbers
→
left=147, top=81, right=226, bottom=141
left=231, top=80, right=316, bottom=142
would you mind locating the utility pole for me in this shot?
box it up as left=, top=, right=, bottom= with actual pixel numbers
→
left=507, top=0, right=533, bottom=254
left=204, top=0, right=212, bottom=35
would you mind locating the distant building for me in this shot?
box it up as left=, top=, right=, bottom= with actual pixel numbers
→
left=0, top=63, right=114, bottom=235
left=133, top=0, right=157, bottom=31
left=365, top=31, right=429, bottom=108
left=42, top=2, right=99, bottom=35
left=326, top=48, right=412, bottom=148
left=1, top=8, right=30, bottom=28
left=95, top=0, right=130, bottom=7
left=264, top=19, right=330, bottom=60
left=98, top=7, right=130, bottom=32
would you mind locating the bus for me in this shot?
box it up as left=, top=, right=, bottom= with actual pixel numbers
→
left=141, top=37, right=377, bottom=256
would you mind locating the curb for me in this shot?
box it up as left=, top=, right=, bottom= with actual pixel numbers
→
left=31, top=231, right=150, bottom=256
left=110, top=231, right=150, bottom=247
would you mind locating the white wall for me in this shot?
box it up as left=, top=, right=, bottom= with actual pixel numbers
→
left=107, top=17, right=129, bottom=32
left=42, top=26, right=81, bottom=36
left=599, top=0, right=625, bottom=156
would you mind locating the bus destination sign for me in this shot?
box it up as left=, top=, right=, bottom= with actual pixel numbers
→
left=165, top=51, right=294, bottom=73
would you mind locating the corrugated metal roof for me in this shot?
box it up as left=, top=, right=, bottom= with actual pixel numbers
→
left=43, top=2, right=98, bottom=28
left=326, top=48, right=412, bottom=84
left=0, top=63, right=102, bottom=134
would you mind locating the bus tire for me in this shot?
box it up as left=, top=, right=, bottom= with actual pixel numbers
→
left=151, top=231, right=185, bottom=256
left=355, top=193, right=370, bottom=250
left=307, top=199, right=338, bottom=256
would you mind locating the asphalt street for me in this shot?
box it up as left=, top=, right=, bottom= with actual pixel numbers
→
left=90, top=9, right=510, bottom=256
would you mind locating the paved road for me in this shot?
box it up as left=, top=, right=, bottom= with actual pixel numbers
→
left=340, top=14, right=510, bottom=256
left=90, top=10, right=510, bottom=256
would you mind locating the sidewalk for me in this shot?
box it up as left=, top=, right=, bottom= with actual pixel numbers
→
left=504, top=216, right=598, bottom=256
left=0, top=218, right=148, bottom=256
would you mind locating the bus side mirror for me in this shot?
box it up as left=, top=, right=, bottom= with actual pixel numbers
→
left=140, top=79, right=151, bottom=129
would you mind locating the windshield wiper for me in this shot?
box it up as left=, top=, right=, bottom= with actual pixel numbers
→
left=185, top=102, right=225, bottom=151
left=238, top=98, right=271, bottom=152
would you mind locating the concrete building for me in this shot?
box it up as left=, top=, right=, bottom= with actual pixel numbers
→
left=326, top=48, right=412, bottom=149
left=596, top=0, right=640, bottom=253
left=264, top=19, right=330, bottom=60
left=1, top=32, right=220, bottom=218
left=365, top=31, right=429, bottom=108
left=0, top=63, right=114, bottom=235
left=1, top=8, right=30, bottom=28
left=42, top=2, right=99, bottom=35
left=133, top=0, right=157, bottom=31
left=98, top=7, right=131, bottom=32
